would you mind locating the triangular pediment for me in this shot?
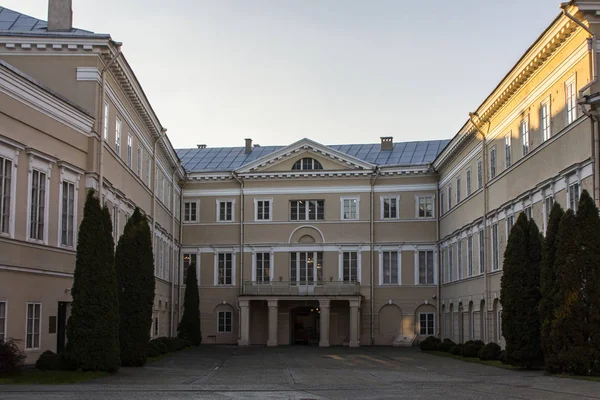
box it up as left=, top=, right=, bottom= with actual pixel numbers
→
left=236, top=138, right=375, bottom=174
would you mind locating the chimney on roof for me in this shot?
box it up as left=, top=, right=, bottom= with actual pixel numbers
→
left=48, top=0, right=73, bottom=31
left=380, top=136, right=393, bottom=151
left=245, top=138, right=252, bottom=154
left=197, top=144, right=207, bottom=149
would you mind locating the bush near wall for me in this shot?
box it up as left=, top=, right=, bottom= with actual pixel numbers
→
left=0, top=339, right=26, bottom=375
left=146, top=337, right=191, bottom=358
left=419, top=336, right=441, bottom=351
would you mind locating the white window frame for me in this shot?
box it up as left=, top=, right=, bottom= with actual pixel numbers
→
left=115, top=118, right=122, bottom=156
left=0, top=300, right=6, bottom=341
left=57, top=166, right=81, bottom=248
left=568, top=180, right=580, bottom=211
left=504, top=133, right=511, bottom=168
left=380, top=196, right=399, bottom=220
left=467, top=236, right=473, bottom=277
left=26, top=152, right=53, bottom=245
left=217, top=199, right=235, bottom=222
left=378, top=249, right=401, bottom=285
left=415, top=248, right=436, bottom=285
left=477, top=158, right=483, bottom=189
left=492, top=223, right=499, bottom=271
left=489, top=147, right=497, bottom=179
left=214, top=251, right=236, bottom=286
left=254, top=198, right=273, bottom=222
left=145, top=155, right=151, bottom=187
left=252, top=251, right=274, bottom=283
left=543, top=195, right=554, bottom=232
left=541, top=97, right=551, bottom=141
left=520, top=117, right=530, bottom=156
left=113, top=204, right=119, bottom=241
left=466, top=167, right=472, bottom=197
left=340, top=196, right=359, bottom=221
left=448, top=244, right=454, bottom=282
left=566, top=75, right=577, bottom=125
left=506, top=213, right=514, bottom=240
left=456, top=176, right=461, bottom=203
left=419, top=312, right=435, bottom=336
left=25, top=302, right=41, bottom=350
left=478, top=229, right=485, bottom=275
left=127, top=135, right=133, bottom=168
left=440, top=191, right=445, bottom=216
left=447, top=185, right=452, bottom=210
left=136, top=146, right=143, bottom=177
left=183, top=201, right=199, bottom=223
left=217, top=310, right=233, bottom=332
left=457, top=240, right=463, bottom=280
left=103, top=102, right=109, bottom=141
left=416, top=195, right=435, bottom=219
left=338, top=250, right=361, bottom=283
left=182, top=252, right=200, bottom=286
left=0, top=140, right=21, bottom=238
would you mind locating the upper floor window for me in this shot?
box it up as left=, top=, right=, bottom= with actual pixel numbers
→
left=292, top=157, right=323, bottom=171
left=467, top=236, right=473, bottom=277
left=184, top=201, right=198, bottom=222
left=145, top=155, right=151, bottom=187
left=566, top=77, right=577, bottom=124
left=541, top=99, right=551, bottom=141
left=115, top=119, right=122, bottom=156
left=489, top=147, right=497, bottom=179
left=506, top=214, right=514, bottom=239
left=417, top=196, right=434, bottom=218
left=254, top=252, right=271, bottom=283
left=381, top=250, right=399, bottom=285
left=544, top=195, right=554, bottom=232
left=29, top=169, right=47, bottom=241
left=61, top=181, right=75, bottom=247
left=342, top=251, right=359, bottom=282
left=448, top=185, right=452, bottom=210
left=520, top=118, right=530, bottom=156
left=448, top=245, right=454, bottom=282
left=479, top=230, right=485, bottom=274
left=255, top=199, right=272, bottom=221
left=457, top=240, right=463, bottom=280
left=440, top=192, right=445, bottom=216
left=477, top=158, right=483, bottom=189
left=418, top=250, right=435, bottom=285
left=456, top=177, right=461, bottom=203
left=523, top=205, right=532, bottom=219
left=0, top=156, right=12, bottom=235
left=103, top=102, right=109, bottom=141
left=341, top=197, right=359, bottom=220
left=568, top=181, right=580, bottom=211
left=127, top=135, right=133, bottom=168
left=182, top=253, right=197, bottom=285
left=291, top=200, right=324, bottom=221
left=505, top=134, right=512, bottom=168
left=466, top=168, right=472, bottom=197
left=381, top=196, right=399, bottom=219
left=217, top=253, right=233, bottom=285
left=136, top=146, right=143, bottom=177
left=218, top=200, right=234, bottom=222
left=492, top=223, right=499, bottom=271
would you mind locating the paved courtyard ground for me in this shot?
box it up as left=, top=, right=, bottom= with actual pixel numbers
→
left=1, top=346, right=599, bottom=399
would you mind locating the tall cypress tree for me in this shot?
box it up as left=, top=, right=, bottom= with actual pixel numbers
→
left=500, top=213, right=543, bottom=368
left=178, top=266, right=202, bottom=345
left=539, top=202, right=564, bottom=372
left=115, top=208, right=155, bottom=366
left=65, top=191, right=120, bottom=372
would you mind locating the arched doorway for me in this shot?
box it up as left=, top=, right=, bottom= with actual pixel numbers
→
left=378, top=304, right=402, bottom=345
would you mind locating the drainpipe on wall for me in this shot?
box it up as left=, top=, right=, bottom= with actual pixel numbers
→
left=177, top=178, right=185, bottom=334
left=469, top=112, right=489, bottom=342
left=369, top=167, right=380, bottom=345
left=151, top=129, right=167, bottom=244
left=435, top=177, right=441, bottom=338
left=170, top=170, right=176, bottom=337
left=232, top=172, right=244, bottom=343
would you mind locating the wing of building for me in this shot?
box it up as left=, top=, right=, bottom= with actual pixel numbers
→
left=1, top=0, right=599, bottom=359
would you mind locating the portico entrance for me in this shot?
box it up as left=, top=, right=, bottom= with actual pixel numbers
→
left=290, top=306, right=320, bottom=345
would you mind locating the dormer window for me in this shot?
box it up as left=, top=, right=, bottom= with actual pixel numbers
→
left=292, top=157, right=323, bottom=171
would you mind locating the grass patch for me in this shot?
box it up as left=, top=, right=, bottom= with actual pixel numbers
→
left=0, top=370, right=108, bottom=385
left=426, top=351, right=526, bottom=371
left=557, top=374, right=600, bottom=382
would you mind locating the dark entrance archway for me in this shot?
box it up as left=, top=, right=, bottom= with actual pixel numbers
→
left=290, top=306, right=320, bottom=345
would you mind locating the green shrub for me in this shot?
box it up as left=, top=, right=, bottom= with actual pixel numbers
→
left=146, top=344, right=161, bottom=358
left=150, top=338, right=169, bottom=354
left=438, top=338, right=456, bottom=352
left=35, top=350, right=66, bottom=371
left=499, top=350, right=507, bottom=364
left=462, top=344, right=483, bottom=358
left=473, top=340, right=485, bottom=346
left=479, top=342, right=502, bottom=361
left=0, top=339, right=26, bottom=375
left=178, top=266, right=202, bottom=345
left=464, top=340, right=474, bottom=346
left=419, top=336, right=441, bottom=351
left=449, top=344, right=464, bottom=356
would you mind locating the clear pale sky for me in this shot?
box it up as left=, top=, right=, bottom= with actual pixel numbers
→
left=4, top=0, right=559, bottom=148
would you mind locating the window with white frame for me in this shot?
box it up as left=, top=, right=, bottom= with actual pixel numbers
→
left=477, top=158, right=483, bottom=189
left=457, top=240, right=463, bottom=280
left=182, top=253, right=197, bottom=285
left=342, top=251, right=358, bottom=282
left=381, top=197, right=398, bottom=219
left=341, top=197, right=358, bottom=220
left=544, top=195, right=554, bottom=229
left=103, top=102, right=109, bottom=141
left=218, top=311, right=232, bottom=332
left=448, top=245, right=454, bottom=282
left=255, top=199, right=272, bottom=221
left=479, top=230, right=485, bottom=274
left=504, top=134, right=511, bottom=168
left=29, top=169, right=47, bottom=241
left=456, top=177, right=461, bottom=203
left=419, top=312, right=435, bottom=336
left=115, top=119, right=122, bottom=156
left=0, top=301, right=6, bottom=341
left=153, top=316, right=159, bottom=337
left=0, top=156, right=12, bottom=235
left=218, top=253, right=233, bottom=285
left=112, top=205, right=119, bottom=240
left=145, top=155, right=151, bottom=187
left=520, top=118, right=529, bottom=156
left=137, top=146, right=142, bottom=177
left=417, top=196, right=434, bottom=218
left=566, top=77, right=577, bottom=124
left=61, top=181, right=75, bottom=247
left=26, top=302, right=41, bottom=349
left=381, top=251, right=399, bottom=285
left=290, top=200, right=324, bottom=221
left=292, top=157, right=323, bottom=170
left=291, top=252, right=323, bottom=284
left=440, top=248, right=446, bottom=284
left=418, top=250, right=435, bottom=285
left=184, top=201, right=198, bottom=222
left=467, top=236, right=473, bottom=277
left=218, top=200, right=234, bottom=222
left=448, top=185, right=452, bottom=210
left=541, top=99, right=551, bottom=141
left=489, top=147, right=497, bottom=179
left=568, top=181, right=580, bottom=211
left=255, top=252, right=271, bottom=283
left=492, top=223, right=499, bottom=271
left=523, top=206, right=532, bottom=219
left=440, top=192, right=445, bottom=216
left=127, top=135, right=133, bottom=168
left=466, top=168, right=472, bottom=197
left=158, top=173, right=164, bottom=203
left=506, top=214, right=514, bottom=238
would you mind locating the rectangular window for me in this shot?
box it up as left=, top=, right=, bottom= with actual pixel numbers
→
left=457, top=240, right=463, bottom=280
left=418, top=250, right=434, bottom=285
left=440, top=192, right=445, bottom=216
left=448, top=245, right=454, bottom=282
left=343, top=251, right=358, bottom=282
left=448, top=185, right=452, bottom=210
left=0, top=301, right=6, bottom=341
left=381, top=197, right=398, bottom=219
left=218, top=200, right=234, bottom=222
left=61, top=181, right=75, bottom=247
left=456, top=177, right=461, bottom=203
left=137, top=147, right=142, bottom=176
left=342, top=197, right=358, bottom=220
left=467, top=236, right=473, bottom=277
left=505, top=134, right=511, bottom=168
left=26, top=302, right=41, bottom=349
left=382, top=251, right=399, bottom=285
left=490, top=148, right=497, bottom=179
left=127, top=135, right=133, bottom=168
left=521, top=118, right=529, bottom=156
left=477, top=158, right=483, bottom=189
left=492, top=223, right=499, bottom=271
left=418, top=196, right=434, bottom=218
left=218, top=253, right=233, bottom=285
left=440, top=248, right=446, bottom=284
left=290, top=200, right=324, bottom=221
left=218, top=311, right=232, bottom=332
left=145, top=156, right=151, bottom=187
left=541, top=101, right=551, bottom=141
left=506, top=214, right=514, bottom=238
left=255, top=252, right=271, bottom=283
left=566, top=79, right=577, bottom=124
left=291, top=252, right=323, bottom=283
left=466, top=168, right=472, bottom=197
left=569, top=181, right=580, bottom=211
left=182, top=253, right=197, bottom=285
left=184, top=202, right=197, bottom=222
left=419, top=312, right=435, bottom=336
left=103, top=102, right=109, bottom=141
left=479, top=230, right=485, bottom=274
left=0, top=156, right=12, bottom=234
left=256, top=199, right=272, bottom=221
left=544, top=196, right=554, bottom=228
left=153, top=317, right=159, bottom=337
left=115, top=119, right=122, bottom=156
left=524, top=206, right=532, bottom=219
left=29, top=170, right=46, bottom=241
left=113, top=205, right=119, bottom=240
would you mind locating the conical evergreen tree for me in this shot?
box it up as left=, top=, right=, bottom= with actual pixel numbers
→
left=64, top=191, right=120, bottom=372
left=178, top=265, right=202, bottom=345
left=539, top=202, right=564, bottom=372
left=500, top=213, right=543, bottom=368
left=115, top=208, right=155, bottom=366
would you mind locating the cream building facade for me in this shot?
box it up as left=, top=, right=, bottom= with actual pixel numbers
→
left=2, top=0, right=600, bottom=360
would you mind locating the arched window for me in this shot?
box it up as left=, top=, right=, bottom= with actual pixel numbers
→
left=292, top=157, right=323, bottom=170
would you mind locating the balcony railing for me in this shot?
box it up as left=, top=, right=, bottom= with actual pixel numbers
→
left=242, top=280, right=360, bottom=296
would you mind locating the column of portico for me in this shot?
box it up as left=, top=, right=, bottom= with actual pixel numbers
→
left=239, top=299, right=250, bottom=346
left=267, top=299, right=278, bottom=346
left=319, top=299, right=330, bottom=347
left=349, top=299, right=360, bottom=347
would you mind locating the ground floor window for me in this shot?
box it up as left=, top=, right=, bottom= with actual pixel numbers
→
left=0, top=301, right=6, bottom=341
left=497, top=310, right=503, bottom=342
left=218, top=311, right=232, bottom=332
left=26, top=302, right=41, bottom=349
left=290, top=252, right=323, bottom=284
left=419, top=312, right=435, bottom=336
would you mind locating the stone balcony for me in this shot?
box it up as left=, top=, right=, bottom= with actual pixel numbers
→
left=241, top=280, right=360, bottom=296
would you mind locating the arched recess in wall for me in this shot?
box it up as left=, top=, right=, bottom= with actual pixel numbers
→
left=467, top=301, right=474, bottom=342
left=289, top=225, right=325, bottom=243
left=414, top=303, right=436, bottom=336
left=378, top=304, right=402, bottom=344
left=214, top=303, right=236, bottom=343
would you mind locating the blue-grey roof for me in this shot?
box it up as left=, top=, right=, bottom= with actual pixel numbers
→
left=176, top=139, right=450, bottom=173
left=0, top=7, right=103, bottom=37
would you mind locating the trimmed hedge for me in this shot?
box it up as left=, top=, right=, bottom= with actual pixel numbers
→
left=479, top=342, right=502, bottom=361
left=35, top=350, right=68, bottom=371
left=0, top=338, right=26, bottom=375
left=438, top=338, right=456, bottom=352
left=419, top=336, right=441, bottom=351
left=449, top=344, right=464, bottom=356
left=462, top=344, right=483, bottom=358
